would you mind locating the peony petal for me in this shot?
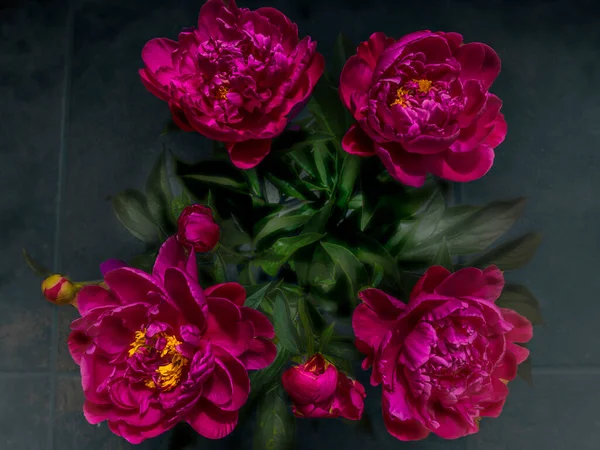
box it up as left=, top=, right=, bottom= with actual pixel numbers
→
left=241, top=307, right=275, bottom=338
left=342, top=124, right=376, bottom=156
left=205, top=282, right=246, bottom=307
left=383, top=386, right=429, bottom=441
left=493, top=348, right=518, bottom=381
left=339, top=55, right=375, bottom=111
left=282, top=363, right=338, bottom=405
left=431, top=405, right=474, bottom=439
left=226, top=139, right=272, bottom=169
left=187, top=399, right=238, bottom=439
left=357, top=32, right=393, bottom=69
left=153, top=236, right=197, bottom=283
left=375, top=142, right=428, bottom=187
left=352, top=303, right=395, bottom=350
left=163, top=268, right=207, bottom=330
left=204, top=297, right=253, bottom=356
left=508, top=342, right=530, bottom=364
left=409, top=266, right=451, bottom=301
left=427, top=145, right=495, bottom=183
left=77, top=285, right=120, bottom=316
left=434, top=267, right=485, bottom=298
left=358, top=288, right=405, bottom=317
left=399, top=322, right=437, bottom=370
left=103, top=267, right=164, bottom=305
left=238, top=338, right=277, bottom=370
left=141, top=38, right=178, bottom=73
left=479, top=265, right=505, bottom=302
left=456, top=42, right=501, bottom=90
left=484, top=113, right=507, bottom=148
left=502, top=309, right=534, bottom=343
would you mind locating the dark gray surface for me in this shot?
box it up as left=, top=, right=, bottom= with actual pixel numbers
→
left=1, top=0, right=599, bottom=448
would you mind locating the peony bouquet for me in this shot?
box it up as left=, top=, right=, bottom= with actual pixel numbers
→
left=28, top=0, right=542, bottom=447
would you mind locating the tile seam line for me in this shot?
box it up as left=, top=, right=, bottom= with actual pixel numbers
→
left=49, top=2, right=74, bottom=450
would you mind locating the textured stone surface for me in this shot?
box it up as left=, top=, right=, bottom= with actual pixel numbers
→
left=1, top=0, right=598, bottom=449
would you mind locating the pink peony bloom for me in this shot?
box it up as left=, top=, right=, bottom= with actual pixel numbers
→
left=68, top=236, right=276, bottom=444
left=177, top=204, right=220, bottom=252
left=340, top=31, right=507, bottom=187
left=282, top=353, right=365, bottom=420
left=352, top=266, right=532, bottom=440
left=139, top=0, right=325, bottom=169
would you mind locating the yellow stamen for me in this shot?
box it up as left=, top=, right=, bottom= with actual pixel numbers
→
left=391, top=86, right=411, bottom=107
left=416, top=79, right=433, bottom=93
left=216, top=85, right=229, bottom=100
left=129, top=329, right=189, bottom=391
left=128, top=329, right=148, bottom=357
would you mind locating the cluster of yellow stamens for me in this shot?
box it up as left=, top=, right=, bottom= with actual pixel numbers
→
left=390, top=79, right=433, bottom=107
left=216, top=85, right=229, bottom=100
left=129, top=329, right=189, bottom=391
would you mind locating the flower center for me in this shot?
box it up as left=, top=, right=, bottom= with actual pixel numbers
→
left=390, top=79, right=433, bottom=107
left=391, top=86, right=411, bottom=107
left=128, top=329, right=189, bottom=391
left=216, top=85, right=229, bottom=100
left=416, top=79, right=432, bottom=94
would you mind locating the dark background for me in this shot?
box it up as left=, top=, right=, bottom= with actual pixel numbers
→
left=1, top=0, right=599, bottom=448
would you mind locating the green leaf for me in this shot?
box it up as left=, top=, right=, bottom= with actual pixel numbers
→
left=410, top=190, right=446, bottom=244
left=170, top=191, right=192, bottom=223
left=469, top=232, right=542, bottom=270
left=266, top=174, right=317, bottom=201
left=112, top=189, right=159, bottom=243
left=254, top=213, right=314, bottom=248
left=496, top=284, right=543, bottom=325
left=308, top=74, right=347, bottom=138
left=22, top=249, right=51, bottom=277
left=219, top=218, right=252, bottom=248
left=517, top=355, right=534, bottom=386
left=273, top=292, right=302, bottom=354
left=288, top=131, right=333, bottom=152
left=336, top=154, right=360, bottom=210
left=289, top=150, right=318, bottom=179
left=372, top=263, right=384, bottom=287
left=183, top=174, right=247, bottom=193
left=400, top=198, right=526, bottom=260
left=245, top=169, right=262, bottom=197
left=245, top=282, right=275, bottom=310
left=250, top=345, right=290, bottom=396
left=146, top=150, right=173, bottom=230
left=213, top=252, right=228, bottom=284
left=313, top=142, right=330, bottom=188
left=254, top=384, right=296, bottom=450
left=319, top=322, right=336, bottom=352
left=297, top=297, right=314, bottom=354
left=256, top=233, right=325, bottom=276
left=355, top=237, right=401, bottom=280
left=432, top=237, right=453, bottom=270
left=321, top=242, right=368, bottom=304
left=332, top=32, right=356, bottom=81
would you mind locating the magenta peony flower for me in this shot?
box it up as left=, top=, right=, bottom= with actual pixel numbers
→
left=340, top=31, right=507, bottom=187
left=177, top=204, right=220, bottom=252
left=352, top=266, right=532, bottom=440
left=282, top=353, right=365, bottom=420
left=68, top=236, right=276, bottom=444
left=139, top=0, right=325, bottom=169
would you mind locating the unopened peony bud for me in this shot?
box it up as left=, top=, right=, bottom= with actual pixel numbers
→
left=41, top=274, right=78, bottom=305
left=177, top=204, right=220, bottom=252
